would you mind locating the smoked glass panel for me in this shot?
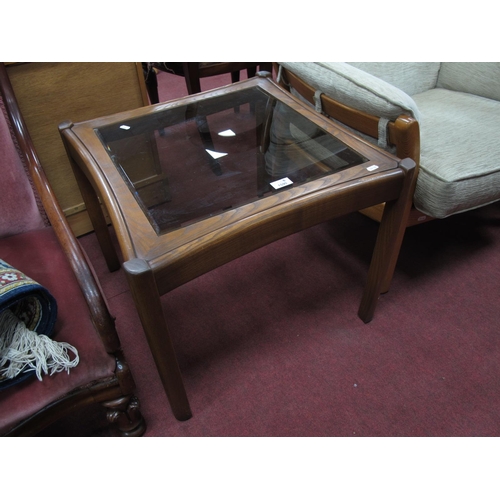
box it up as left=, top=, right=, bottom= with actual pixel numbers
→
left=96, top=87, right=367, bottom=234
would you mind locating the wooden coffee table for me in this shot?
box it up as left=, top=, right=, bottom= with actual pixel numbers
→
left=59, top=74, right=415, bottom=421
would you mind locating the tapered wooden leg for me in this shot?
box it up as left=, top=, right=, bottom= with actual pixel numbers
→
left=183, top=63, right=202, bottom=95
left=123, top=258, right=192, bottom=421
left=59, top=144, right=120, bottom=273
left=59, top=122, right=120, bottom=272
left=358, top=158, right=416, bottom=323
left=142, top=63, right=159, bottom=104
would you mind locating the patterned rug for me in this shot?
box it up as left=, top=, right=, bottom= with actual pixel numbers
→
left=0, top=259, right=78, bottom=390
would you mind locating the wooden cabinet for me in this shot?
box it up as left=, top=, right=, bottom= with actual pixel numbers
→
left=6, top=62, right=149, bottom=236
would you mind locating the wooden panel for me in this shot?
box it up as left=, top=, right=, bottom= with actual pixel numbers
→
left=6, top=62, right=149, bottom=236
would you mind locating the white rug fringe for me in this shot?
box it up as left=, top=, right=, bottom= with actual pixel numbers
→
left=0, top=308, right=79, bottom=381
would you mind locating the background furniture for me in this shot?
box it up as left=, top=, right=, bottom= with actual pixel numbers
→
left=0, top=63, right=145, bottom=436
left=5, top=62, right=150, bottom=237
left=276, top=62, right=500, bottom=226
left=143, top=62, right=273, bottom=103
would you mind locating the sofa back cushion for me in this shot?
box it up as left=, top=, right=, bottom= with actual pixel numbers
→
left=280, top=62, right=422, bottom=121
left=348, top=62, right=441, bottom=96
left=437, top=62, right=500, bottom=102
left=0, top=98, right=46, bottom=238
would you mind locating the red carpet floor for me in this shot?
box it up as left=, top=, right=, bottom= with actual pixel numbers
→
left=40, top=69, right=500, bottom=437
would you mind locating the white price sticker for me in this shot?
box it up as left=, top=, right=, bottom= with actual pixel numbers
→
left=270, top=177, right=293, bottom=190
left=366, top=165, right=379, bottom=172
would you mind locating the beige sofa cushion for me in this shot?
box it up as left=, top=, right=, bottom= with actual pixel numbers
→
left=413, top=88, right=500, bottom=218
left=437, top=62, right=500, bottom=102
left=348, top=62, right=440, bottom=96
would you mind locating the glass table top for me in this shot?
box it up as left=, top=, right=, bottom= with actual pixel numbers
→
left=95, top=86, right=368, bottom=235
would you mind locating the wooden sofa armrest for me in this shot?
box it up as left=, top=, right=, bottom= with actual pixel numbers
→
left=0, top=63, right=120, bottom=353
left=276, top=64, right=421, bottom=166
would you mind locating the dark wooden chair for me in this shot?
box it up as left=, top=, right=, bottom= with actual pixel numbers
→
left=0, top=63, right=146, bottom=436
left=142, top=62, right=273, bottom=176
left=143, top=62, right=273, bottom=103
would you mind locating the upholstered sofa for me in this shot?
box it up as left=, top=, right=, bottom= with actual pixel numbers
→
left=276, top=62, right=500, bottom=225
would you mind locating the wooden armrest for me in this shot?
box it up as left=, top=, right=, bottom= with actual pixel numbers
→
left=0, top=63, right=120, bottom=353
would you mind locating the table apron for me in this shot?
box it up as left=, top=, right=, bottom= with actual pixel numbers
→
left=151, top=170, right=405, bottom=295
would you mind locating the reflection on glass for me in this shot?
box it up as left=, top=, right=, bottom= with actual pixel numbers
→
left=96, top=87, right=367, bottom=235
left=218, top=129, right=236, bottom=137
left=206, top=149, right=228, bottom=159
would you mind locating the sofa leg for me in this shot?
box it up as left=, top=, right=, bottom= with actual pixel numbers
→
left=102, top=395, right=146, bottom=437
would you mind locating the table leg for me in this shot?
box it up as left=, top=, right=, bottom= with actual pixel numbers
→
left=123, top=258, right=192, bottom=421
left=358, top=158, right=416, bottom=323
left=69, top=151, right=121, bottom=273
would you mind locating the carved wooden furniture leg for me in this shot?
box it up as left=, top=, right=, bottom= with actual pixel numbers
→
left=123, top=258, right=192, bottom=421
left=102, top=395, right=146, bottom=437
left=358, top=158, right=417, bottom=323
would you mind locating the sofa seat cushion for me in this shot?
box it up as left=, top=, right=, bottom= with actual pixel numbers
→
left=0, top=227, right=116, bottom=434
left=412, top=89, right=500, bottom=218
